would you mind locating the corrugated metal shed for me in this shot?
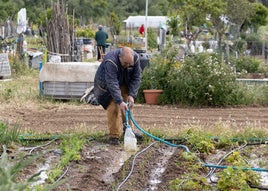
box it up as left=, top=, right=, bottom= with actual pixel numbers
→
left=40, top=61, right=100, bottom=99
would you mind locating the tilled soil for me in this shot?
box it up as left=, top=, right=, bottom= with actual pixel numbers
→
left=0, top=103, right=268, bottom=191
left=1, top=103, right=268, bottom=134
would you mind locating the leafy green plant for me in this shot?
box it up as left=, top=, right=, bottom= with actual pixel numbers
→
left=169, top=152, right=212, bottom=191
left=230, top=55, right=261, bottom=73
left=138, top=48, right=264, bottom=106
left=169, top=173, right=212, bottom=191
left=185, top=129, right=215, bottom=154
left=137, top=44, right=181, bottom=103
left=75, top=27, right=95, bottom=38
left=217, top=151, right=260, bottom=191
left=166, top=52, right=247, bottom=106
left=48, top=135, right=85, bottom=182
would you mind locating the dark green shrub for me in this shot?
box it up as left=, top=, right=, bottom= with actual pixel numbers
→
left=230, top=56, right=261, bottom=73
left=167, top=53, right=245, bottom=106
left=137, top=44, right=180, bottom=103
left=137, top=49, right=263, bottom=106
left=147, top=27, right=158, bottom=50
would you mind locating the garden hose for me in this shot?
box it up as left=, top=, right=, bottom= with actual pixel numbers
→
left=19, top=134, right=60, bottom=141
left=203, top=163, right=268, bottom=172
left=126, top=108, right=190, bottom=152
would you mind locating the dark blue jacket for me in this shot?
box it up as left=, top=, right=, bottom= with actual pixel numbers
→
left=94, top=49, right=142, bottom=109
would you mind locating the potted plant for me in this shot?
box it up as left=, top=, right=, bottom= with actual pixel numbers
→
left=143, top=89, right=163, bottom=105
left=137, top=44, right=180, bottom=104
left=139, top=55, right=167, bottom=104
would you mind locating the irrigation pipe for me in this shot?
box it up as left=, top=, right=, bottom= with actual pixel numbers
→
left=55, top=166, right=70, bottom=183
left=116, top=141, right=157, bottom=191
left=21, top=139, right=56, bottom=154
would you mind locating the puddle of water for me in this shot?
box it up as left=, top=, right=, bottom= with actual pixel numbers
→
left=102, top=149, right=134, bottom=183
left=148, top=146, right=176, bottom=190
left=249, top=154, right=268, bottom=187
left=31, top=155, right=56, bottom=187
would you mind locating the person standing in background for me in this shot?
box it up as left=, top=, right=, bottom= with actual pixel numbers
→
left=95, top=25, right=108, bottom=61
left=139, top=24, right=145, bottom=37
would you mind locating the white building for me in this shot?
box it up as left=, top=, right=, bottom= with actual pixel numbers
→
left=123, top=16, right=168, bottom=29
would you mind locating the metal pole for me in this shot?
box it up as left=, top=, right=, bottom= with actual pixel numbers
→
left=145, top=0, right=148, bottom=52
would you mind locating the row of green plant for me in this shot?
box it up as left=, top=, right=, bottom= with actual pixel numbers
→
left=115, top=126, right=267, bottom=190
left=0, top=120, right=64, bottom=190
left=169, top=151, right=261, bottom=191
left=137, top=44, right=268, bottom=106
left=47, top=134, right=85, bottom=183
left=168, top=127, right=268, bottom=190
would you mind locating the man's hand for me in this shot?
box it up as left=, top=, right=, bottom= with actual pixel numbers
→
left=127, top=96, right=134, bottom=108
left=119, top=102, right=129, bottom=115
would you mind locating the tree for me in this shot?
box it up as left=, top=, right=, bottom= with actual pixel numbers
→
left=167, top=0, right=227, bottom=48
left=109, top=11, right=121, bottom=38
left=241, top=2, right=268, bottom=33
left=0, top=0, right=22, bottom=22
left=226, top=0, right=255, bottom=38
left=167, top=15, right=181, bottom=37
left=208, top=0, right=227, bottom=49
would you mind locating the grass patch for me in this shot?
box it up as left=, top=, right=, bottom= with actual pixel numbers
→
left=0, top=121, right=21, bottom=147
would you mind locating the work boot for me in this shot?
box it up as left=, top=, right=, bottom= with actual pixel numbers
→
left=133, top=131, right=143, bottom=141
left=109, top=137, right=120, bottom=145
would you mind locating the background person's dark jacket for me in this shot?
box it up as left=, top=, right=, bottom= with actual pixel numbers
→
left=95, top=29, right=108, bottom=46
left=94, top=49, right=142, bottom=109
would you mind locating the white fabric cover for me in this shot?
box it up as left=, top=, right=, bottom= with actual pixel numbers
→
left=39, top=62, right=100, bottom=82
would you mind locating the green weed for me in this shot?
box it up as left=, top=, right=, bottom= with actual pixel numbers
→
left=0, top=145, right=65, bottom=191
left=48, top=134, right=85, bottom=182
left=0, top=121, right=21, bottom=146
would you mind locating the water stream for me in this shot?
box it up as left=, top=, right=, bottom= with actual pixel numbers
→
left=102, top=150, right=133, bottom=183
left=148, top=146, right=176, bottom=190
left=31, top=155, right=56, bottom=187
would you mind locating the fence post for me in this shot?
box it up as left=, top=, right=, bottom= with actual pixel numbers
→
left=39, top=61, right=43, bottom=95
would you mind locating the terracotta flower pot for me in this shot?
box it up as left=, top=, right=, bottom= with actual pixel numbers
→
left=143, top=89, right=163, bottom=105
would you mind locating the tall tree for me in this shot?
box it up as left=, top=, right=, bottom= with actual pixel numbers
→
left=167, top=0, right=227, bottom=48
left=226, top=0, right=255, bottom=38
left=241, top=2, right=268, bottom=33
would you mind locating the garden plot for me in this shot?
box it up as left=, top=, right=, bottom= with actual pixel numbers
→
left=0, top=103, right=268, bottom=190
left=7, top=138, right=267, bottom=191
